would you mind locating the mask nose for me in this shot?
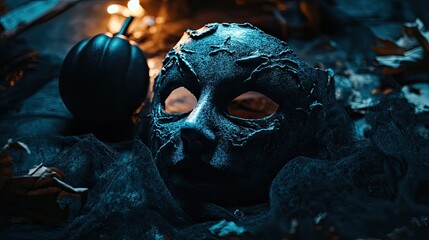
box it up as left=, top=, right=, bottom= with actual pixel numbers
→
left=180, top=124, right=216, bottom=154
left=180, top=97, right=216, bottom=155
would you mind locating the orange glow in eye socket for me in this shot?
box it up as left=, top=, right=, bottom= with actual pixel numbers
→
left=164, top=87, right=197, bottom=114
left=227, top=91, right=279, bottom=119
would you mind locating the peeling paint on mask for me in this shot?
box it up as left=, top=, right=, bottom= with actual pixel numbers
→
left=159, top=49, right=200, bottom=86
left=237, top=50, right=303, bottom=90
left=209, top=36, right=235, bottom=56
left=230, top=123, right=278, bottom=147
left=186, top=23, right=218, bottom=39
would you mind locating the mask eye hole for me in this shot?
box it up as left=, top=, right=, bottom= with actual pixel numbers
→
left=227, top=91, right=279, bottom=119
left=164, top=87, right=197, bottom=114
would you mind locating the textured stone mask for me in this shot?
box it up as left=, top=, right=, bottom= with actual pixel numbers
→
left=149, top=23, right=333, bottom=206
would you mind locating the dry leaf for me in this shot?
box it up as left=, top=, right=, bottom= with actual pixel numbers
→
left=0, top=139, right=88, bottom=224
left=372, top=19, right=429, bottom=74
left=0, top=139, right=28, bottom=189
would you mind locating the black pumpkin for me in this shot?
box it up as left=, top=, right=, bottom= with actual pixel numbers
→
left=59, top=17, right=149, bottom=123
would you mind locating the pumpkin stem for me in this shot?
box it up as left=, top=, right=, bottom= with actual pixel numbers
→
left=117, top=16, right=135, bottom=36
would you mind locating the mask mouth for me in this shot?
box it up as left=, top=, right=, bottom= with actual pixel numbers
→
left=166, top=153, right=271, bottom=206
left=167, top=153, right=232, bottom=186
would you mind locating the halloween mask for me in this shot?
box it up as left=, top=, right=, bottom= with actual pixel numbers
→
left=149, top=23, right=333, bottom=206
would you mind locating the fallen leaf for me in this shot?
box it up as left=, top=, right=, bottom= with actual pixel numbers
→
left=0, top=139, right=88, bottom=224
left=372, top=19, right=429, bottom=74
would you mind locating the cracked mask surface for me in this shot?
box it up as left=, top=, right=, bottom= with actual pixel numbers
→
left=149, top=23, right=332, bottom=206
